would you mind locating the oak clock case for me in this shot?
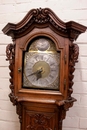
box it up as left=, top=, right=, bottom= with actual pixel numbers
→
left=23, top=36, right=60, bottom=90
left=2, top=8, right=87, bottom=130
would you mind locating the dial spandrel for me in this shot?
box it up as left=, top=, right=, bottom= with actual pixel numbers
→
left=23, top=37, right=60, bottom=90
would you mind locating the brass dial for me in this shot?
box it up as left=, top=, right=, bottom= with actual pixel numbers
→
left=23, top=37, right=60, bottom=90
left=36, top=38, right=50, bottom=51
left=24, top=53, right=59, bottom=89
left=33, top=61, right=50, bottom=79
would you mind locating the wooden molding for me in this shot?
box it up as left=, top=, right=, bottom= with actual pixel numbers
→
left=2, top=8, right=87, bottom=41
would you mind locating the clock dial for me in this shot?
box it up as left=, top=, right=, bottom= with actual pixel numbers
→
left=24, top=53, right=59, bottom=88
left=23, top=37, right=60, bottom=90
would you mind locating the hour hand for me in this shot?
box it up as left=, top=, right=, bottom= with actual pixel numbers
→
left=28, top=68, right=43, bottom=80
left=36, top=71, right=42, bottom=80
left=36, top=68, right=43, bottom=80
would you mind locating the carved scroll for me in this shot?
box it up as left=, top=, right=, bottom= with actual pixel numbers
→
left=68, top=43, right=79, bottom=99
left=6, top=44, right=22, bottom=123
left=6, top=43, right=17, bottom=105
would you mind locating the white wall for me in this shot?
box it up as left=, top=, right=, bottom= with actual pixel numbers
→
left=0, top=0, right=87, bottom=130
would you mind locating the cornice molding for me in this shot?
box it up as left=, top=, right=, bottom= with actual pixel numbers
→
left=2, top=8, right=87, bottom=41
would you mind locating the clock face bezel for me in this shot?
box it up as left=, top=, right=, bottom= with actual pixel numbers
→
left=22, top=36, right=60, bottom=91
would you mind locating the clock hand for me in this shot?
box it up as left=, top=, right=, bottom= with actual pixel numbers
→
left=28, top=68, right=43, bottom=80
left=36, top=68, right=43, bottom=80
left=28, top=71, right=37, bottom=76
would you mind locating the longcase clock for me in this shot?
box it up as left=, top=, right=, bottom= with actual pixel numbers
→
left=2, top=8, right=87, bottom=130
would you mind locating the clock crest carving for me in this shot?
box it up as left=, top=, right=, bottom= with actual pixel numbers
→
left=2, top=8, right=87, bottom=130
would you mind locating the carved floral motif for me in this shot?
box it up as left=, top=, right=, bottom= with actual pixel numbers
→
left=68, top=43, right=79, bottom=98
left=6, top=43, right=15, bottom=61
left=13, top=8, right=67, bottom=38
left=33, top=8, right=49, bottom=23
left=6, top=43, right=22, bottom=122
left=26, top=113, right=53, bottom=130
left=6, top=43, right=16, bottom=105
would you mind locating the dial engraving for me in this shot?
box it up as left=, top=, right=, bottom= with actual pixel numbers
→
left=36, top=38, right=50, bottom=51
left=23, top=36, right=60, bottom=90
left=24, top=53, right=59, bottom=89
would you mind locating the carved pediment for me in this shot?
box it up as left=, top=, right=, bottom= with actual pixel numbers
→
left=2, top=8, right=87, bottom=41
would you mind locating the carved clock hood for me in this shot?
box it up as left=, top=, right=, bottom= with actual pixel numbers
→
left=2, top=8, right=87, bottom=130
left=3, top=8, right=86, bottom=40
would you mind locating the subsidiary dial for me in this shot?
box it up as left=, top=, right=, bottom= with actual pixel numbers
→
left=36, top=38, right=50, bottom=51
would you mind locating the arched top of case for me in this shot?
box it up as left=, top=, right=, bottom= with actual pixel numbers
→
left=2, top=8, right=87, bottom=41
